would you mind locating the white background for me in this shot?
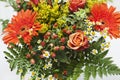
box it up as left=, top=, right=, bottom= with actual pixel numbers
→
left=0, top=0, right=120, bottom=80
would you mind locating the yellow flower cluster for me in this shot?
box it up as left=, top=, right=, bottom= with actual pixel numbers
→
left=87, top=0, right=107, bottom=8
left=33, top=0, right=69, bottom=26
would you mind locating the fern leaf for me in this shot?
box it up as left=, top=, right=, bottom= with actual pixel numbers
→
left=84, top=65, right=91, bottom=80
left=4, top=51, right=14, bottom=59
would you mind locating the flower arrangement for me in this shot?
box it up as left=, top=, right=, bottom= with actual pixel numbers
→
left=1, top=0, right=120, bottom=80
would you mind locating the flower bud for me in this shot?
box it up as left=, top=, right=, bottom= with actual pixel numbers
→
left=54, top=46, right=59, bottom=51
left=51, top=52, right=56, bottom=58
left=30, top=59, right=35, bottom=64
left=46, top=32, right=51, bottom=36
left=26, top=54, right=31, bottom=58
left=60, top=37, right=66, bottom=43
left=52, top=33, right=58, bottom=39
left=41, top=41, right=46, bottom=47
left=60, top=46, right=65, bottom=50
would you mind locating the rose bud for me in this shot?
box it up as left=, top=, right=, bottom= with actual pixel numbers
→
left=44, top=35, right=49, bottom=39
left=51, top=52, right=56, bottom=58
left=41, top=41, right=46, bottom=47
left=39, top=54, right=44, bottom=59
left=63, top=70, right=67, bottom=76
left=30, top=59, right=35, bottom=64
left=31, top=52, right=36, bottom=55
left=60, top=37, right=66, bottom=43
left=66, top=30, right=71, bottom=35
left=72, top=25, right=76, bottom=29
left=46, top=32, right=51, bottom=36
left=62, top=28, right=67, bottom=33
left=52, top=33, right=58, bottom=39
left=54, top=46, right=59, bottom=51
left=29, top=45, right=33, bottom=50
left=26, top=54, right=31, bottom=58
left=60, top=46, right=65, bottom=50
left=53, top=23, right=58, bottom=28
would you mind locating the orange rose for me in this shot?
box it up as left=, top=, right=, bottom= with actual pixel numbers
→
left=69, top=0, right=86, bottom=12
left=67, top=31, right=89, bottom=50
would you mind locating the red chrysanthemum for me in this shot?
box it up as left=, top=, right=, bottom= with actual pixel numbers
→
left=89, top=3, right=120, bottom=38
left=3, top=10, right=42, bottom=45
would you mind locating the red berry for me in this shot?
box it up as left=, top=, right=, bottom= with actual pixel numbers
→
left=32, top=52, right=36, bottom=55
left=54, top=46, right=59, bottom=51
left=52, top=33, right=58, bottom=39
left=53, top=23, right=58, bottom=28
left=63, top=70, right=67, bottom=75
left=46, top=32, right=51, bottom=36
left=26, top=54, right=31, bottom=58
left=30, top=59, right=35, bottom=64
left=66, top=30, right=71, bottom=34
left=51, top=52, right=56, bottom=58
left=41, top=41, right=46, bottom=47
left=72, top=25, right=76, bottom=29
left=60, top=37, right=65, bottom=43
left=60, top=46, right=65, bottom=50
left=39, top=54, right=44, bottom=59
left=44, top=35, right=49, bottom=39
left=62, top=29, right=67, bottom=33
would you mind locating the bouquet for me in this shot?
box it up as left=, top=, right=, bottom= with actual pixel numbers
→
left=1, top=0, right=120, bottom=80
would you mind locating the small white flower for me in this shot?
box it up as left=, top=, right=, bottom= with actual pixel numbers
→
left=105, top=42, right=110, bottom=48
left=43, top=64, right=49, bottom=70
left=48, top=62, right=52, bottom=68
left=48, top=75, right=54, bottom=80
left=90, top=31, right=96, bottom=36
left=101, top=43, right=105, bottom=48
left=37, top=40, right=42, bottom=44
left=87, top=27, right=92, bottom=31
left=38, top=46, right=43, bottom=50
left=43, top=51, right=50, bottom=58
left=91, top=49, right=98, bottom=55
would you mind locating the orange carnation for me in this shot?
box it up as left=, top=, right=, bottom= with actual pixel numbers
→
left=67, top=31, right=89, bottom=50
left=3, top=10, right=42, bottom=45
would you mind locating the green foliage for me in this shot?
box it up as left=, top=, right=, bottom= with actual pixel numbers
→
left=83, top=50, right=120, bottom=80
left=4, top=40, right=30, bottom=79
left=0, top=19, right=9, bottom=30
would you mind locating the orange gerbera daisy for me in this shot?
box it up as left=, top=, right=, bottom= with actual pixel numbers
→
left=3, top=10, right=42, bottom=45
left=89, top=3, right=120, bottom=38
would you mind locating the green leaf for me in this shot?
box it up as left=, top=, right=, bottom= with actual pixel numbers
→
left=1, top=19, right=9, bottom=30
left=10, top=60, right=17, bottom=71
left=102, top=68, right=107, bottom=76
left=4, top=51, right=14, bottom=59
left=7, top=47, right=18, bottom=57
left=72, top=63, right=83, bottom=80
left=84, top=66, right=91, bottom=80
left=98, top=68, right=103, bottom=78
left=99, top=50, right=109, bottom=58
left=91, top=66, right=97, bottom=78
